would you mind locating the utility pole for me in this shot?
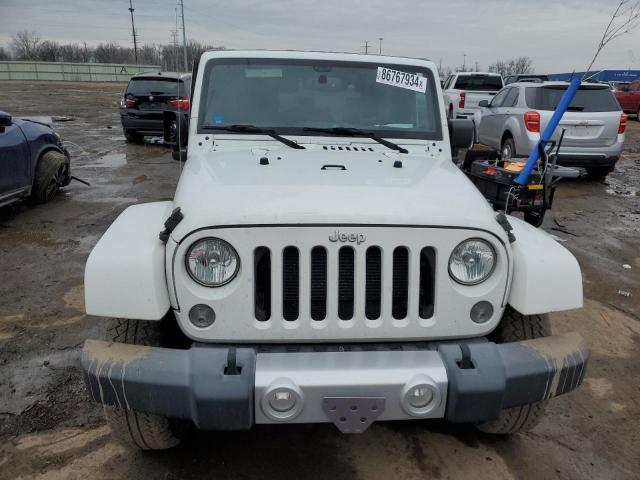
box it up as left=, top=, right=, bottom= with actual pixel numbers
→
left=378, top=37, right=383, bottom=55
left=463, top=53, right=467, bottom=71
left=362, top=41, right=370, bottom=54
left=179, top=0, right=188, bottom=72
left=172, top=7, right=179, bottom=71
left=128, top=0, right=138, bottom=64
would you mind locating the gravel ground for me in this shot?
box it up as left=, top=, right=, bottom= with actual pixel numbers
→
left=0, top=81, right=638, bottom=480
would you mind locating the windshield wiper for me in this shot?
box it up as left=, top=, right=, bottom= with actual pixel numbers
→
left=202, top=124, right=305, bottom=149
left=303, top=127, right=408, bottom=154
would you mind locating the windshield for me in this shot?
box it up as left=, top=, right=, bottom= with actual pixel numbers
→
left=197, top=59, right=442, bottom=140
left=526, top=86, right=620, bottom=112
left=453, top=75, right=503, bottom=91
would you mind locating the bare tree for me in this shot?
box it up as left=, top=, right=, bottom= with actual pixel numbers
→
left=10, top=30, right=41, bottom=60
left=138, top=44, right=161, bottom=65
left=94, top=42, right=134, bottom=64
left=37, top=40, right=61, bottom=62
left=488, top=57, right=533, bottom=77
left=583, top=0, right=640, bottom=77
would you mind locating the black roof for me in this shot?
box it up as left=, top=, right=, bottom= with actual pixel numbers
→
left=131, top=71, right=191, bottom=80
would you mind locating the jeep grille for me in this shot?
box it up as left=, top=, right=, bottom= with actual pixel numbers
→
left=253, top=244, right=436, bottom=323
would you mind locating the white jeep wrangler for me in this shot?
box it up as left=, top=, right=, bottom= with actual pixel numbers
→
left=81, top=50, right=588, bottom=450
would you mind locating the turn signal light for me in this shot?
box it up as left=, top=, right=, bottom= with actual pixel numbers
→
left=524, top=111, right=541, bottom=133
left=458, top=92, right=466, bottom=109
left=619, top=114, right=628, bottom=134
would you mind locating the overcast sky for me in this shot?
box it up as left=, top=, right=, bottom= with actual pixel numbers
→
left=1, top=0, right=639, bottom=73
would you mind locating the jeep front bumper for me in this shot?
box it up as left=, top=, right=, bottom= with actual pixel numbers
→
left=81, top=333, right=588, bottom=432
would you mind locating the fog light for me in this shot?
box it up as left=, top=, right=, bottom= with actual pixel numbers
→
left=269, top=389, right=297, bottom=413
left=188, top=304, right=215, bottom=328
left=470, top=301, right=494, bottom=324
left=261, top=379, right=304, bottom=421
left=407, top=386, right=434, bottom=409
left=401, top=375, right=441, bottom=417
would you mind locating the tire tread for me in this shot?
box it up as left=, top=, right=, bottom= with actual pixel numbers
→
left=103, top=318, right=181, bottom=450
left=476, top=307, right=551, bottom=435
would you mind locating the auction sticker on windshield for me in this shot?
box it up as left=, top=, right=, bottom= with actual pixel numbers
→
left=376, top=67, right=427, bottom=93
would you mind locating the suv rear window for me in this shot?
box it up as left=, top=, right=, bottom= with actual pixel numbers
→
left=526, top=86, right=620, bottom=112
left=126, top=78, right=189, bottom=96
left=454, top=75, right=503, bottom=91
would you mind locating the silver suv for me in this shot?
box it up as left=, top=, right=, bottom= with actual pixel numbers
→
left=476, top=82, right=627, bottom=179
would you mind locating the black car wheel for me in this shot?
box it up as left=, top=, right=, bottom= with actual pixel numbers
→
left=29, top=150, right=67, bottom=204
left=123, top=129, right=143, bottom=143
left=585, top=166, right=614, bottom=180
left=501, top=137, right=516, bottom=162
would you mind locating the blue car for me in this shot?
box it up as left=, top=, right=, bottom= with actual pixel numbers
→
left=0, top=111, right=71, bottom=207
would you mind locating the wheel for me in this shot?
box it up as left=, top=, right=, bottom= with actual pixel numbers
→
left=500, top=137, right=516, bottom=162
left=585, top=166, right=613, bottom=180
left=29, top=150, right=67, bottom=204
left=524, top=211, right=545, bottom=228
left=123, top=129, right=143, bottom=143
left=475, top=307, right=551, bottom=435
left=102, top=318, right=182, bottom=450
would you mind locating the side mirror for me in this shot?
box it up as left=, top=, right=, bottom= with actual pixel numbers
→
left=478, top=100, right=490, bottom=108
left=0, top=111, right=12, bottom=132
left=448, top=119, right=474, bottom=153
left=164, top=111, right=189, bottom=161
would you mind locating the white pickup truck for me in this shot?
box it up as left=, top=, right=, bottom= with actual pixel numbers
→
left=444, top=72, right=504, bottom=120
left=80, top=50, right=588, bottom=450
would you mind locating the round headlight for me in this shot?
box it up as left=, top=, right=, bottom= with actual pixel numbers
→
left=186, top=238, right=239, bottom=286
left=449, top=239, right=496, bottom=285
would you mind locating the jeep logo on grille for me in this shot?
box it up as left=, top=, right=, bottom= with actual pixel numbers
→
left=329, top=231, right=366, bottom=244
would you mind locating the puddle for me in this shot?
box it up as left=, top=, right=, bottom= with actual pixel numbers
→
left=90, top=153, right=127, bottom=168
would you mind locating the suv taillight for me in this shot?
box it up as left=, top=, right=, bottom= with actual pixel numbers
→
left=124, top=98, right=136, bottom=108
left=170, top=98, right=190, bottom=111
left=459, top=92, right=466, bottom=109
left=619, top=113, right=628, bottom=134
left=524, top=111, right=541, bottom=133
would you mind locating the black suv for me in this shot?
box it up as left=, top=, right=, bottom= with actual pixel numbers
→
left=119, top=72, right=192, bottom=142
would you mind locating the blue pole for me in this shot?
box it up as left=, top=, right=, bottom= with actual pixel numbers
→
left=515, top=77, right=582, bottom=185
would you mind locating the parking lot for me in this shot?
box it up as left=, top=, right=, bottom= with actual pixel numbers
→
left=0, top=81, right=639, bottom=479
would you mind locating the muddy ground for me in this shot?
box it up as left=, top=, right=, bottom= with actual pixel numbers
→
left=0, top=81, right=638, bottom=480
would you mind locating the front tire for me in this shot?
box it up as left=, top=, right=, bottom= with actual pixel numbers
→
left=475, top=307, right=551, bottom=435
left=102, top=319, right=182, bottom=450
left=30, top=150, right=67, bottom=204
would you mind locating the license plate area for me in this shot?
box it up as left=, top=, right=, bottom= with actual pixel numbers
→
left=322, top=397, right=385, bottom=433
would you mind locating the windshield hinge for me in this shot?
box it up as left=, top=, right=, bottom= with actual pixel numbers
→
left=496, top=212, right=516, bottom=243
left=159, top=207, right=184, bottom=243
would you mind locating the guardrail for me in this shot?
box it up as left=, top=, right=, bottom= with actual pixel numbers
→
left=0, top=61, right=161, bottom=82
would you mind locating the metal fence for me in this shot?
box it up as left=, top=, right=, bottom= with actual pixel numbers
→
left=0, top=61, right=161, bottom=82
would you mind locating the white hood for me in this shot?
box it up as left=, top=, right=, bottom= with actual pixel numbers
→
left=170, top=145, right=504, bottom=242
